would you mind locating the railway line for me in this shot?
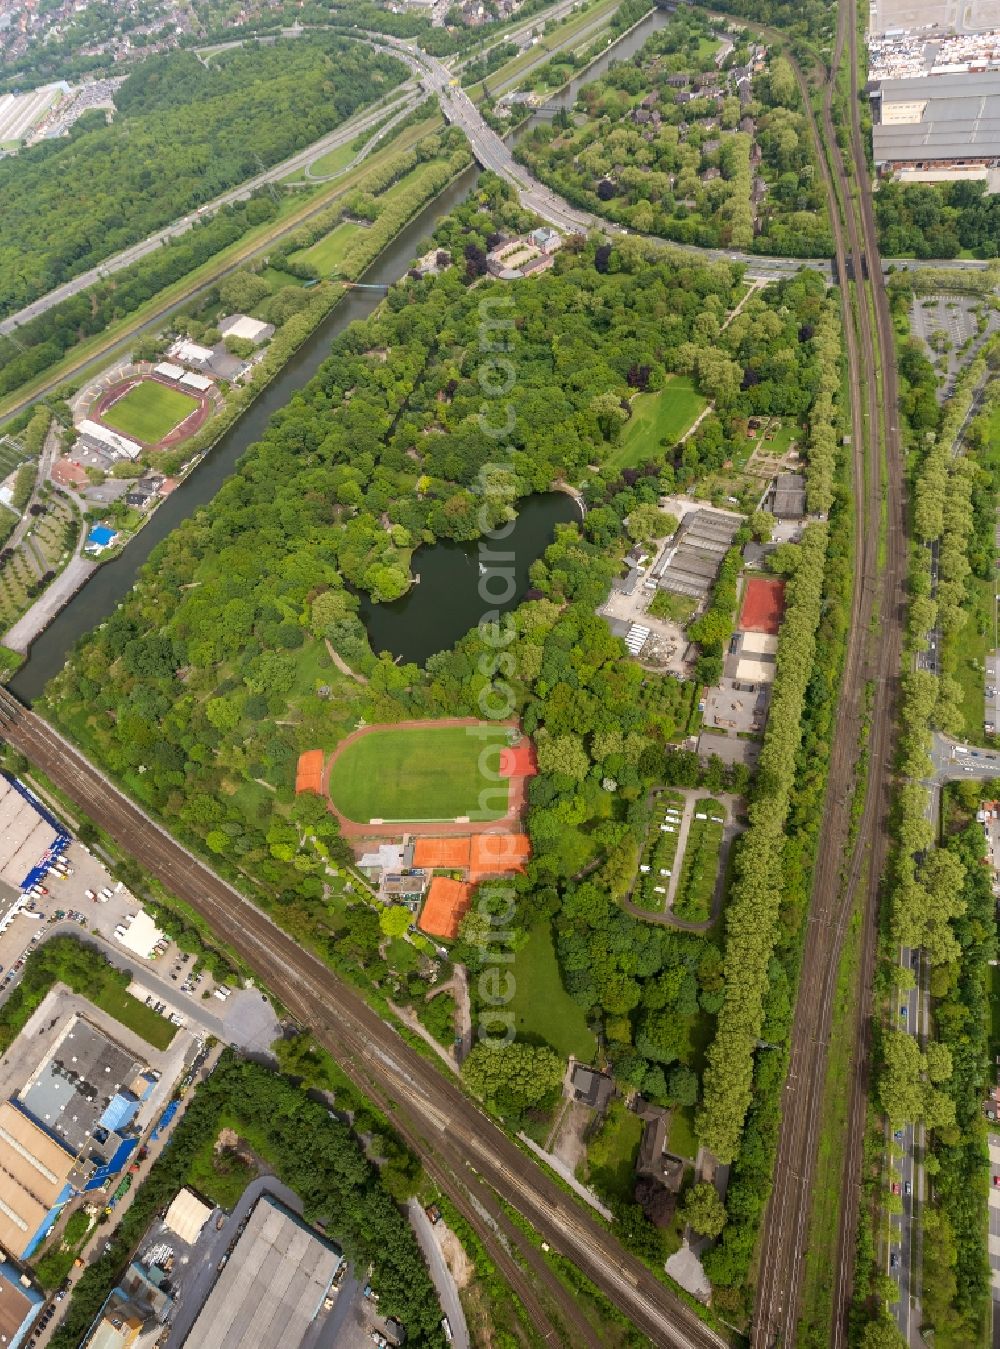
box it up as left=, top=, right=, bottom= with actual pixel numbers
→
left=751, top=1, right=906, bottom=1345
left=0, top=686, right=730, bottom=1349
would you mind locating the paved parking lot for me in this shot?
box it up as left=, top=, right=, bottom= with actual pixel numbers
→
left=0, top=840, right=279, bottom=1055
left=909, top=296, right=1000, bottom=399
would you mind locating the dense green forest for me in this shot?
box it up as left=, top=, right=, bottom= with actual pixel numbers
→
left=0, top=193, right=281, bottom=400
left=49, top=1051, right=444, bottom=1348
left=875, top=180, right=1000, bottom=259
left=44, top=181, right=842, bottom=1282
left=0, top=36, right=406, bottom=317
left=918, top=817, right=993, bottom=1345
left=515, top=11, right=832, bottom=256
left=0, top=125, right=468, bottom=408
left=0, top=0, right=563, bottom=94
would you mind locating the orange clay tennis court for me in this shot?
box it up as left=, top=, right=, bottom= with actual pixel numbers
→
left=738, top=576, right=786, bottom=635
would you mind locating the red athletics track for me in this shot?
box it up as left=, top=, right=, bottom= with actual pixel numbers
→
left=92, top=375, right=214, bottom=450
left=310, top=717, right=533, bottom=842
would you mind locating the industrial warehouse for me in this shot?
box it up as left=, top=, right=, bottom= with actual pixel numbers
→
left=870, top=68, right=1000, bottom=186
left=181, top=1195, right=343, bottom=1349
left=0, top=1014, right=155, bottom=1259
left=0, top=775, right=69, bottom=933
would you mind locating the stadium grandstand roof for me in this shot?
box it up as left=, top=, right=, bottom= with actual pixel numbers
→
left=77, top=419, right=142, bottom=461
left=154, top=362, right=185, bottom=382
left=179, top=371, right=213, bottom=393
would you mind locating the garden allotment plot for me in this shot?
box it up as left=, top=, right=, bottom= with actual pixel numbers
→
left=101, top=379, right=199, bottom=445
left=327, top=722, right=510, bottom=823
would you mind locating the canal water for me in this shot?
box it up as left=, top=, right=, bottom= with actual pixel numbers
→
left=11, top=8, right=668, bottom=700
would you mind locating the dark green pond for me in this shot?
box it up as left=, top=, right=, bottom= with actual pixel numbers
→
left=357, top=491, right=580, bottom=666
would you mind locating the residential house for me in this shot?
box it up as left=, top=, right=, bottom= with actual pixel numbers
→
left=571, top=1065, right=614, bottom=1112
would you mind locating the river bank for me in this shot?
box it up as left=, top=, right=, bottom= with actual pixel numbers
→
left=8, top=9, right=670, bottom=702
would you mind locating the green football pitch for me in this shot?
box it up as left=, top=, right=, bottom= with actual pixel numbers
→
left=327, top=724, right=511, bottom=822
left=102, top=380, right=200, bottom=444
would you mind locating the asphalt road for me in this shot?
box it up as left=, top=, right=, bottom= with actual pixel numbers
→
left=407, top=1198, right=470, bottom=1349
left=930, top=732, right=1000, bottom=783
left=0, top=688, right=728, bottom=1349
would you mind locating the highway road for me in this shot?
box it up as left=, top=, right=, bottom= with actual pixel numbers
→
left=5, top=7, right=990, bottom=344
left=0, top=686, right=730, bottom=1349
left=385, top=32, right=834, bottom=281
left=0, top=86, right=422, bottom=338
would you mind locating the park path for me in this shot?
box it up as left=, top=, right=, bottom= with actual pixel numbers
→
left=389, top=1000, right=458, bottom=1074
left=4, top=554, right=96, bottom=652
left=325, top=637, right=369, bottom=685
left=663, top=797, right=695, bottom=911
left=622, top=788, right=743, bottom=933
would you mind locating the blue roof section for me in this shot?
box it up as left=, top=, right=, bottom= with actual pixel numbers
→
left=84, top=1136, right=138, bottom=1192
left=149, top=1099, right=178, bottom=1142
left=98, top=1091, right=140, bottom=1133
left=88, top=525, right=116, bottom=547
left=20, top=1182, right=74, bottom=1261
left=5, top=775, right=70, bottom=891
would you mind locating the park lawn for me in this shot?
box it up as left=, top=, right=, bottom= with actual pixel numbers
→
left=667, top=1104, right=699, bottom=1160
left=185, top=1111, right=259, bottom=1208
left=990, top=964, right=1000, bottom=1065
left=308, top=142, right=356, bottom=178
left=672, top=797, right=726, bottom=923
left=102, top=380, right=200, bottom=444
left=327, top=723, right=509, bottom=822
left=290, top=220, right=367, bottom=276
left=507, top=922, right=595, bottom=1061
left=583, top=1100, right=643, bottom=1203
left=948, top=572, right=990, bottom=739
left=608, top=376, right=706, bottom=469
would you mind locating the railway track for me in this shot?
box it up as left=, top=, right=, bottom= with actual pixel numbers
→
left=0, top=686, right=730, bottom=1349
left=751, top=2, right=906, bottom=1345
